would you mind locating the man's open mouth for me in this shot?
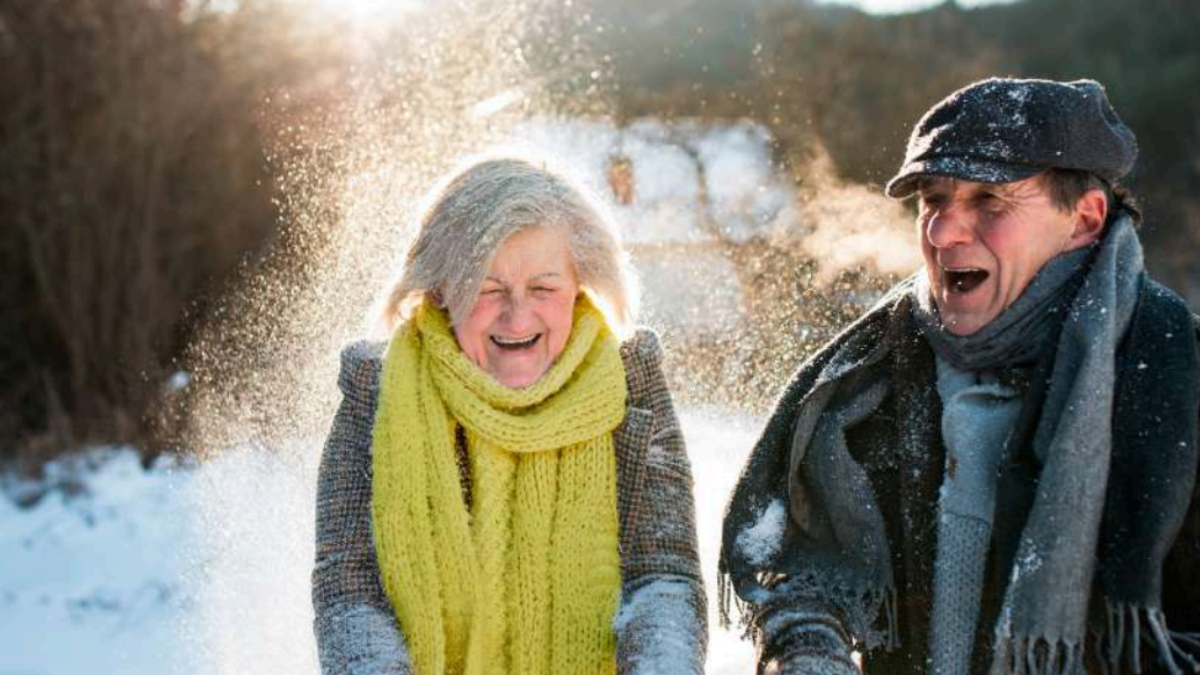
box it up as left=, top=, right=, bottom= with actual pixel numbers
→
left=490, top=334, right=541, bottom=350
left=943, top=268, right=989, bottom=294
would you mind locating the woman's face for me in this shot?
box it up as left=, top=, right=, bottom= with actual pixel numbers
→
left=453, top=226, right=579, bottom=389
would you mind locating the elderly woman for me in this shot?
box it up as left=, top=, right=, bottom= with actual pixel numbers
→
left=311, top=157, right=706, bottom=675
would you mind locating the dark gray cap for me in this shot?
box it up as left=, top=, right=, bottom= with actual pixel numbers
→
left=885, top=77, right=1138, bottom=198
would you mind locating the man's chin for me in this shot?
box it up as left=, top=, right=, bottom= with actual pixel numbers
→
left=938, top=310, right=991, bottom=336
left=934, top=286, right=998, bottom=336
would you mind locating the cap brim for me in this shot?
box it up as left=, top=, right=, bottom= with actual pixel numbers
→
left=885, top=156, right=1045, bottom=199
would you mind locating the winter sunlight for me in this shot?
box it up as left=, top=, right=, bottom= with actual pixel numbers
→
left=8, top=0, right=1189, bottom=673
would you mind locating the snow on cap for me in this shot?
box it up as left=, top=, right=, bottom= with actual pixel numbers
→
left=885, top=77, right=1138, bottom=198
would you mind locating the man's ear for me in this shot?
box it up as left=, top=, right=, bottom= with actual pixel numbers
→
left=1066, top=188, right=1108, bottom=250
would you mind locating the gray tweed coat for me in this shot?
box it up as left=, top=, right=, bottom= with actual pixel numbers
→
left=312, top=329, right=707, bottom=675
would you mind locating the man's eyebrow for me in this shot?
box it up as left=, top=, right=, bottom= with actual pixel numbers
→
left=988, top=183, right=1035, bottom=200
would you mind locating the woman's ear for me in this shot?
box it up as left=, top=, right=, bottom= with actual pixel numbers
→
left=1067, top=188, right=1108, bottom=250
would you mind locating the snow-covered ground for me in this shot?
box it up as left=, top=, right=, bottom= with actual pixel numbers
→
left=0, top=409, right=759, bottom=675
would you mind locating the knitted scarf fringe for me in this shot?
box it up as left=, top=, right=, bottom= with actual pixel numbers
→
left=988, top=602, right=1200, bottom=675
left=1094, top=602, right=1200, bottom=675
left=989, top=636, right=1085, bottom=675
left=722, top=572, right=1200, bottom=674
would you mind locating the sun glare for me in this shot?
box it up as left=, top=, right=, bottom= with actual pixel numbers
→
left=296, top=0, right=424, bottom=21
left=826, top=0, right=1020, bottom=13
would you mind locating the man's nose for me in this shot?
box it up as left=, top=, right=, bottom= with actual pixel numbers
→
left=925, top=203, right=975, bottom=249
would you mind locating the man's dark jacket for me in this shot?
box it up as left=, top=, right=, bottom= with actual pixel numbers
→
left=747, top=274, right=1200, bottom=674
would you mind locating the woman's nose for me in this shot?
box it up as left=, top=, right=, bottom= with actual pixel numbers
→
left=500, top=294, right=537, bottom=331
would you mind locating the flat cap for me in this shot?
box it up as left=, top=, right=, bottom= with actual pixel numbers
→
left=886, top=77, right=1138, bottom=198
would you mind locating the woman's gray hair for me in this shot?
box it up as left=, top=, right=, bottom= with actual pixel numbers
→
left=377, top=156, right=639, bottom=336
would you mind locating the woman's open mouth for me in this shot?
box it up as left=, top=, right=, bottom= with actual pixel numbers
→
left=943, top=268, right=989, bottom=294
left=490, top=334, right=541, bottom=350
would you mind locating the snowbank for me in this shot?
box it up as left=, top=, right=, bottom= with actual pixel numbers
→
left=0, top=409, right=758, bottom=675
left=0, top=450, right=194, bottom=674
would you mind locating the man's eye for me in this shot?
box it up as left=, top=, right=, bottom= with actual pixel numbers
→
left=978, top=194, right=1008, bottom=212
left=532, top=286, right=556, bottom=295
left=481, top=288, right=503, bottom=296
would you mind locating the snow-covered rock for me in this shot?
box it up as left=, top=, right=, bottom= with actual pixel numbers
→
left=508, top=117, right=801, bottom=339
left=510, top=116, right=798, bottom=246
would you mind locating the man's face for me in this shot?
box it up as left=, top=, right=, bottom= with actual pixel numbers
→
left=916, top=175, right=1087, bottom=336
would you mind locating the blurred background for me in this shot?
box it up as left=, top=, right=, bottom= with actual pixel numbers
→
left=0, top=0, right=1197, bottom=672
left=4, top=0, right=1198, bottom=465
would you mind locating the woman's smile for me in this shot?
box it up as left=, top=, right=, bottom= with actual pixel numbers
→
left=490, top=333, right=541, bottom=348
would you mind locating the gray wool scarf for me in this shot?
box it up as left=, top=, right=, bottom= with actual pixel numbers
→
left=912, top=232, right=1099, bottom=673
left=929, top=362, right=1024, bottom=675
left=721, top=211, right=1200, bottom=675
left=913, top=246, right=1091, bottom=371
left=981, top=213, right=1140, bottom=674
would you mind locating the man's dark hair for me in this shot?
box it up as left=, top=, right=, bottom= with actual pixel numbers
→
left=1040, top=168, right=1140, bottom=223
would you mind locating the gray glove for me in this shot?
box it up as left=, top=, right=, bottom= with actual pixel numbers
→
left=762, top=651, right=860, bottom=675
left=754, top=603, right=861, bottom=675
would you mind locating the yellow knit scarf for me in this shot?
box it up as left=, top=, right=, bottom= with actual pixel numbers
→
left=372, top=297, right=627, bottom=675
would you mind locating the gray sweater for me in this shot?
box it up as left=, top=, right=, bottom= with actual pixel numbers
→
left=312, top=329, right=707, bottom=675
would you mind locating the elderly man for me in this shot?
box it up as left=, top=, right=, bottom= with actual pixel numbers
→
left=720, top=78, right=1200, bottom=675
